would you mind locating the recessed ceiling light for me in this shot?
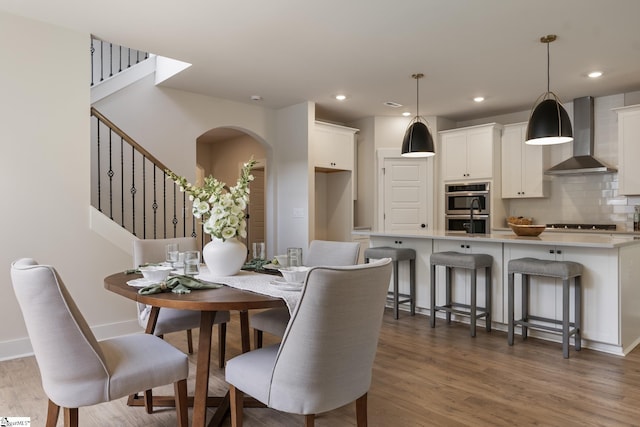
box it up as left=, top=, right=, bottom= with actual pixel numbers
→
left=588, top=71, right=603, bottom=78
left=402, top=111, right=411, bottom=117
left=473, top=96, right=485, bottom=103
left=250, top=95, right=263, bottom=101
left=335, top=94, right=347, bottom=101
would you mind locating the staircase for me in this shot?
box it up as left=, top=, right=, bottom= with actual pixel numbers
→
left=89, top=38, right=210, bottom=250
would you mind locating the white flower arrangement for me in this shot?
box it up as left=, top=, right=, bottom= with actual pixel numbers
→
left=167, top=158, right=256, bottom=241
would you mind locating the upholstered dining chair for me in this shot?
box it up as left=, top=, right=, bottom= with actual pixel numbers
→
left=250, top=239, right=360, bottom=348
left=226, top=258, right=392, bottom=426
left=133, top=237, right=230, bottom=367
left=10, top=258, right=189, bottom=427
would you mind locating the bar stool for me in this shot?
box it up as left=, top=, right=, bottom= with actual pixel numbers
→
left=364, top=247, right=416, bottom=319
left=430, top=251, right=493, bottom=337
left=507, top=257, right=583, bottom=359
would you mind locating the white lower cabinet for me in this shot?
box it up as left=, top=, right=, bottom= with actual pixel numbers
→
left=503, top=244, right=619, bottom=346
left=432, top=239, right=504, bottom=323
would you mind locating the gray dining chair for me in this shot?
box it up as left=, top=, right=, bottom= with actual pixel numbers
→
left=10, top=258, right=189, bottom=427
left=226, top=258, right=392, bottom=426
left=251, top=239, right=360, bottom=348
left=133, top=237, right=230, bottom=367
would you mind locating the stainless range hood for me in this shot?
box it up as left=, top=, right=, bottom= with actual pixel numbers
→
left=545, top=96, right=617, bottom=175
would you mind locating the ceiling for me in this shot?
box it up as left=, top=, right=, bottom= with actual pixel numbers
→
left=2, top=0, right=640, bottom=123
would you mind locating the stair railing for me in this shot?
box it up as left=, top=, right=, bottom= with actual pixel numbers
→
left=90, top=36, right=149, bottom=87
left=90, top=107, right=210, bottom=246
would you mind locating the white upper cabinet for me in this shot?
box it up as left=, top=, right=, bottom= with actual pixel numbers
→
left=440, top=123, right=502, bottom=181
left=312, top=121, right=357, bottom=171
left=501, top=122, right=549, bottom=198
left=616, top=105, right=640, bottom=196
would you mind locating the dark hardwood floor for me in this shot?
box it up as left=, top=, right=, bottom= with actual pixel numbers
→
left=2, top=309, right=640, bottom=426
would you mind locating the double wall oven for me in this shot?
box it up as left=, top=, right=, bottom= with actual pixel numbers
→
left=445, top=182, right=490, bottom=233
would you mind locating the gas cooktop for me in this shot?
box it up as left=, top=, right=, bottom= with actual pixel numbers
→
left=546, top=223, right=617, bottom=231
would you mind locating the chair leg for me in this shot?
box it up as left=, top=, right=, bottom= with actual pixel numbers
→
left=218, top=322, right=227, bottom=369
left=230, top=385, right=244, bottom=427
left=254, top=329, right=263, bottom=349
left=45, top=399, right=60, bottom=427
left=356, top=393, right=368, bottom=427
left=187, top=329, right=194, bottom=354
left=63, top=407, right=78, bottom=427
left=144, top=389, right=153, bottom=414
left=174, top=379, right=188, bottom=427
left=304, top=414, right=315, bottom=427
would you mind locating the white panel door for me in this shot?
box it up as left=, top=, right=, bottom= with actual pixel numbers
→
left=383, top=158, right=428, bottom=232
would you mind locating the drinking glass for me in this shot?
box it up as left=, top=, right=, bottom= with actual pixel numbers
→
left=183, top=251, right=200, bottom=276
left=287, top=247, right=303, bottom=267
left=166, top=243, right=179, bottom=267
left=252, top=242, right=265, bottom=260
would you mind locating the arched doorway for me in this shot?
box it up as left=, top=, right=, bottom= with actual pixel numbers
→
left=196, top=127, right=268, bottom=258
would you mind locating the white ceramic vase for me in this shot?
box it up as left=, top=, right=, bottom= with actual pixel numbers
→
left=202, top=237, right=247, bottom=277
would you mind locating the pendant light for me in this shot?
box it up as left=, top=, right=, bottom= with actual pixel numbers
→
left=525, top=35, right=573, bottom=145
left=401, top=73, right=435, bottom=157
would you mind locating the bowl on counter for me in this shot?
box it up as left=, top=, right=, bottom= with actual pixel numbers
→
left=278, top=266, right=310, bottom=283
left=508, top=223, right=546, bottom=237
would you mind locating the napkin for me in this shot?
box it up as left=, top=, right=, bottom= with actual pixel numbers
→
left=243, top=258, right=271, bottom=271
left=138, top=275, right=223, bottom=295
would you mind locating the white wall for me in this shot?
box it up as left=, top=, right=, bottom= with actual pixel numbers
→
left=0, top=11, right=134, bottom=360
left=0, top=11, right=307, bottom=360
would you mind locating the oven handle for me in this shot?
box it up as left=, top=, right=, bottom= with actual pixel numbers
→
left=445, top=190, right=490, bottom=196
left=445, top=214, right=489, bottom=219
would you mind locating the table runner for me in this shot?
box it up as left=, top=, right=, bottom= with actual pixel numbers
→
left=197, top=268, right=301, bottom=313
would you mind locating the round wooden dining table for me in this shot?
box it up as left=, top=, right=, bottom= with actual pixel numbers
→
left=104, top=271, right=286, bottom=427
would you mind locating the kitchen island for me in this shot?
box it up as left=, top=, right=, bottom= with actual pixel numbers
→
left=354, top=230, right=640, bottom=356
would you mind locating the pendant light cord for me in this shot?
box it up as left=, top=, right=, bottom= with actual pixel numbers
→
left=546, top=39, right=551, bottom=94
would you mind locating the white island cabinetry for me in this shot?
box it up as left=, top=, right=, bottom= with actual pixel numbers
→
left=362, top=230, right=640, bottom=356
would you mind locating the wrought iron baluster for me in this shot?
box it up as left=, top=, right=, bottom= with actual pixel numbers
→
left=96, top=117, right=101, bottom=211
left=90, top=39, right=95, bottom=87
left=100, top=40, right=104, bottom=82
left=163, top=172, right=167, bottom=238
left=120, top=137, right=124, bottom=228
left=130, top=146, right=136, bottom=236
left=119, top=45, right=122, bottom=72
left=109, top=42, right=113, bottom=77
left=142, top=157, right=146, bottom=238
left=108, top=129, right=114, bottom=220
left=153, top=168, right=158, bottom=238
left=172, top=184, right=178, bottom=237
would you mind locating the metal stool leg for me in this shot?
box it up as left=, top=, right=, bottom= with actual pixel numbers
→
left=470, top=269, right=477, bottom=337
left=445, top=267, right=452, bottom=324
left=575, top=276, right=582, bottom=351
left=508, top=272, right=515, bottom=346
left=409, top=259, right=416, bottom=316
left=392, top=260, right=400, bottom=320
left=562, top=278, right=570, bottom=358
left=430, top=264, right=436, bottom=328
left=485, top=266, right=492, bottom=332
left=522, top=274, right=529, bottom=340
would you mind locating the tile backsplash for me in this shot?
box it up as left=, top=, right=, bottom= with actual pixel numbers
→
left=507, top=94, right=640, bottom=232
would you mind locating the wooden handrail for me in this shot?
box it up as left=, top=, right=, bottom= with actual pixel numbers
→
left=90, top=107, right=171, bottom=173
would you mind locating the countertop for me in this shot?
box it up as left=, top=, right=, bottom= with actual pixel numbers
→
left=353, top=229, right=640, bottom=249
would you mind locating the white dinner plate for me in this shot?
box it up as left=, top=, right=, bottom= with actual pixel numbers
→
left=127, top=278, right=160, bottom=288
left=262, top=263, right=280, bottom=270
left=270, top=278, right=303, bottom=291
